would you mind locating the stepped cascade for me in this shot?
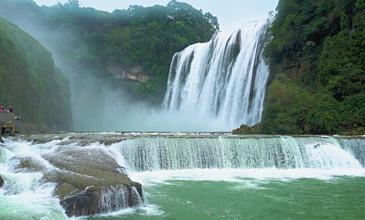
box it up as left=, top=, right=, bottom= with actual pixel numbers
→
left=113, top=135, right=365, bottom=172
left=163, top=19, right=271, bottom=128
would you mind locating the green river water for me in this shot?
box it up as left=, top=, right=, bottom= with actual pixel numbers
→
left=86, top=171, right=365, bottom=220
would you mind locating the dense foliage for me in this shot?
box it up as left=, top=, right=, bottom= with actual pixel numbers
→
left=0, top=17, right=72, bottom=130
left=0, top=0, right=218, bottom=101
left=261, top=0, right=365, bottom=134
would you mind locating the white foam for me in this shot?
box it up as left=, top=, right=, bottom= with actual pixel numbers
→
left=73, top=204, right=164, bottom=219
left=0, top=182, right=67, bottom=220
left=139, top=204, right=165, bottom=216
left=130, top=168, right=365, bottom=186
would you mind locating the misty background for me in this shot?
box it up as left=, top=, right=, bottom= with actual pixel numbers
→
left=0, top=0, right=277, bottom=132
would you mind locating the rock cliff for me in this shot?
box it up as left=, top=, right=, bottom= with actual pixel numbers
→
left=107, top=64, right=150, bottom=82
left=0, top=17, right=72, bottom=131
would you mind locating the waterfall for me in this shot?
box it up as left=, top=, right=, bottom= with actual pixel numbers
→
left=114, top=136, right=365, bottom=172
left=163, top=19, right=271, bottom=128
left=99, top=186, right=142, bottom=213
left=339, top=139, right=365, bottom=166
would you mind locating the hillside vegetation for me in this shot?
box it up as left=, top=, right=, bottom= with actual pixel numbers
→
left=260, top=0, right=365, bottom=134
left=0, top=0, right=218, bottom=101
left=0, top=17, right=72, bottom=131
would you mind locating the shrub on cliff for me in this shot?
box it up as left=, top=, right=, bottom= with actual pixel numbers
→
left=261, top=0, right=365, bottom=134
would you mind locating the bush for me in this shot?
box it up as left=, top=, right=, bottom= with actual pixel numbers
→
left=340, top=94, right=365, bottom=127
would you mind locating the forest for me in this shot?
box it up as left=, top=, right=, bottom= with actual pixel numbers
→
left=260, top=0, right=365, bottom=134
left=0, top=0, right=218, bottom=101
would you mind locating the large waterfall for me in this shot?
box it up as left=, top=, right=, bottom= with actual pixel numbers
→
left=163, top=20, right=271, bottom=128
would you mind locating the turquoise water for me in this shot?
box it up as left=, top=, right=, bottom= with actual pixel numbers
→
left=86, top=170, right=365, bottom=220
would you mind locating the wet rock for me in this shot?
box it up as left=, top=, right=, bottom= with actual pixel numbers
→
left=60, top=185, right=142, bottom=217
left=0, top=175, right=4, bottom=188
left=251, top=123, right=260, bottom=131
left=42, top=148, right=143, bottom=217
left=7, top=156, right=48, bottom=173
left=232, top=123, right=261, bottom=134
left=20, top=122, right=54, bottom=133
left=106, top=64, right=150, bottom=82
left=232, top=124, right=260, bottom=134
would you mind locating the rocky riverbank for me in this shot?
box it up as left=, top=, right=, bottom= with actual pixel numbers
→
left=5, top=135, right=144, bottom=217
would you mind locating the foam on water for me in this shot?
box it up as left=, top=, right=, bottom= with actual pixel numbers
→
left=129, top=167, right=365, bottom=187
left=72, top=204, right=164, bottom=219
left=0, top=139, right=68, bottom=220
left=0, top=173, right=68, bottom=220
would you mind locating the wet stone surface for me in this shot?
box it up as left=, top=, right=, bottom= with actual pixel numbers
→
left=0, top=175, right=4, bottom=188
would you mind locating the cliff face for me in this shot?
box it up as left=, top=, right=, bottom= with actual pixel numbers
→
left=106, top=64, right=150, bottom=82
left=258, top=0, right=365, bottom=135
left=279, top=58, right=311, bottom=82
left=0, top=17, right=72, bottom=131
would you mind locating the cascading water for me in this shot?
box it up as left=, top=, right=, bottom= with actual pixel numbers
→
left=163, top=19, right=271, bottom=128
left=113, top=136, right=365, bottom=172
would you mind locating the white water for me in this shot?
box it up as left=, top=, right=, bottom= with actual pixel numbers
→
left=163, top=20, right=271, bottom=128
left=1, top=134, right=365, bottom=219
left=114, top=136, right=364, bottom=172
left=0, top=139, right=68, bottom=220
left=119, top=136, right=365, bottom=195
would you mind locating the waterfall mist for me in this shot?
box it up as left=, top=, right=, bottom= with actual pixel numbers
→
left=55, top=62, right=229, bottom=131
left=1, top=11, right=271, bottom=131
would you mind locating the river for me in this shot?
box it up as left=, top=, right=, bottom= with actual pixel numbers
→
left=1, top=133, right=364, bottom=219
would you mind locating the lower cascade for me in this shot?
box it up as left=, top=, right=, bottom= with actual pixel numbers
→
left=163, top=19, right=271, bottom=128
left=115, top=136, right=365, bottom=172
left=0, top=133, right=365, bottom=219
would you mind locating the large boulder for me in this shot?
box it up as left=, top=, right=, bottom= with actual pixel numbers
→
left=7, top=146, right=143, bottom=217
left=60, top=184, right=142, bottom=216
left=42, top=147, right=143, bottom=217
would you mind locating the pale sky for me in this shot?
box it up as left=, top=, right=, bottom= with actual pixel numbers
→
left=33, top=0, right=278, bottom=31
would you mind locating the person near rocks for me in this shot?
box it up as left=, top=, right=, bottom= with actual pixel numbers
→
left=0, top=105, right=4, bottom=112
left=8, top=105, right=13, bottom=113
